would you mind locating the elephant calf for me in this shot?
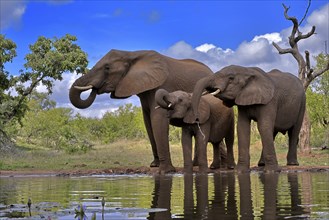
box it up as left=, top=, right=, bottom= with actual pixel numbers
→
left=155, top=89, right=235, bottom=173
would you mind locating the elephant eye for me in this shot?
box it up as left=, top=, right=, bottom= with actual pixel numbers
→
left=228, top=75, right=234, bottom=81
left=104, top=64, right=110, bottom=71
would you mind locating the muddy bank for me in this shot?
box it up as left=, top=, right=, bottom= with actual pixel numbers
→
left=1, top=165, right=329, bottom=177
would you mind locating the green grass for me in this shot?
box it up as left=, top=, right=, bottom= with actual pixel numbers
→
left=0, top=139, right=328, bottom=171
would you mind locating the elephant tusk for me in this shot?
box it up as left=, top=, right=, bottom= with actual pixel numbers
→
left=155, top=106, right=161, bottom=110
left=168, top=103, right=172, bottom=108
left=202, top=91, right=209, bottom=96
left=210, top=89, right=221, bottom=96
left=74, top=85, right=93, bottom=91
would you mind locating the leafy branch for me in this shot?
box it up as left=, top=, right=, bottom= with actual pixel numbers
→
left=0, top=34, right=88, bottom=131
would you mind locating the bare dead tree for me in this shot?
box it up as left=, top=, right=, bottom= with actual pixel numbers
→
left=272, top=3, right=329, bottom=153
left=272, top=3, right=329, bottom=89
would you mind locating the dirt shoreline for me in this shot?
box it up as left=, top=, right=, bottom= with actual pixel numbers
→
left=1, top=165, right=329, bottom=177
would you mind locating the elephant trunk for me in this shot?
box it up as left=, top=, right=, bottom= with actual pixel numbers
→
left=191, top=77, right=213, bottom=121
left=69, top=80, right=97, bottom=109
left=155, top=89, right=172, bottom=109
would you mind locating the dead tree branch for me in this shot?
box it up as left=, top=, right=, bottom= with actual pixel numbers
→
left=272, top=3, right=329, bottom=90
left=299, top=0, right=311, bottom=26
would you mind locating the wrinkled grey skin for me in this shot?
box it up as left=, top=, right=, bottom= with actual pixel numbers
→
left=191, top=65, right=306, bottom=172
left=155, top=89, right=235, bottom=173
left=69, top=49, right=213, bottom=174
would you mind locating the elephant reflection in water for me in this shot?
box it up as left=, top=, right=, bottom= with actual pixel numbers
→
left=148, top=173, right=310, bottom=219
left=148, top=175, right=173, bottom=220
left=148, top=174, right=211, bottom=220
left=238, top=172, right=310, bottom=219
left=148, top=174, right=238, bottom=220
left=207, top=173, right=238, bottom=219
left=286, top=173, right=308, bottom=218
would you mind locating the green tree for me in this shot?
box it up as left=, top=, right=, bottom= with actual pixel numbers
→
left=17, top=92, right=56, bottom=144
left=20, top=95, right=93, bottom=153
left=0, top=34, right=88, bottom=152
left=102, top=104, right=146, bottom=143
left=307, top=53, right=329, bottom=147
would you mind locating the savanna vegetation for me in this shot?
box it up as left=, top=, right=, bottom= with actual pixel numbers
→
left=0, top=34, right=328, bottom=171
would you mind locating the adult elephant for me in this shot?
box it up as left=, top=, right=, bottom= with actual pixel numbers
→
left=155, top=89, right=235, bottom=173
left=69, top=49, right=213, bottom=173
left=191, top=65, right=306, bottom=172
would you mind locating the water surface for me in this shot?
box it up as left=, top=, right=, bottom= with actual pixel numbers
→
left=0, top=172, right=328, bottom=219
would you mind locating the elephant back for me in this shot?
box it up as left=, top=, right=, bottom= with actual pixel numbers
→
left=162, top=57, right=213, bottom=93
left=203, top=94, right=233, bottom=122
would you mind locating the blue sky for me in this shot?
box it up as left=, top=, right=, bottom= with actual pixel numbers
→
left=1, top=0, right=328, bottom=117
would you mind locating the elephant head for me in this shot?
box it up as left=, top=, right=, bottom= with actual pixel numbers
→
left=69, top=50, right=168, bottom=109
left=191, top=65, right=275, bottom=119
left=155, top=89, right=210, bottom=124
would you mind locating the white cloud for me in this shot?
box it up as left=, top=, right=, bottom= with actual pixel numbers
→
left=164, top=41, right=197, bottom=58
left=195, top=43, right=216, bottom=53
left=164, top=3, right=328, bottom=75
left=252, top=33, right=282, bottom=44
left=0, top=0, right=26, bottom=30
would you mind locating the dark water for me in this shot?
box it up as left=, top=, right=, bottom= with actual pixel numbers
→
left=0, top=172, right=328, bottom=219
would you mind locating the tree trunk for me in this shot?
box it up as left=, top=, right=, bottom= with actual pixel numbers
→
left=299, top=109, right=311, bottom=153
left=0, top=129, right=16, bottom=155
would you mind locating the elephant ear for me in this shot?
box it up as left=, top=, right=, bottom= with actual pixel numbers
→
left=115, top=51, right=168, bottom=97
left=184, top=96, right=210, bottom=124
left=235, top=68, right=275, bottom=106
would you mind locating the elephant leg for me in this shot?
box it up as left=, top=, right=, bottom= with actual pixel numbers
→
left=219, top=141, right=227, bottom=167
left=151, top=109, right=175, bottom=174
left=257, top=118, right=279, bottom=172
left=196, top=125, right=210, bottom=174
left=225, top=123, right=235, bottom=169
left=258, top=131, right=278, bottom=167
left=192, top=143, right=199, bottom=166
left=142, top=108, right=159, bottom=167
left=210, top=142, right=221, bottom=169
left=287, top=106, right=304, bottom=166
left=236, top=111, right=251, bottom=172
left=182, top=128, right=193, bottom=173
left=287, top=127, right=300, bottom=165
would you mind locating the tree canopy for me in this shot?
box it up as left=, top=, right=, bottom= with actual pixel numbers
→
left=0, top=34, right=88, bottom=151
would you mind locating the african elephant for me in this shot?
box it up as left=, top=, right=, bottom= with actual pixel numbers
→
left=69, top=49, right=214, bottom=173
left=155, top=89, right=235, bottom=173
left=191, top=65, right=306, bottom=172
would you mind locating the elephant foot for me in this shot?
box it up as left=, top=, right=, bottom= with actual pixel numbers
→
left=198, top=167, right=209, bottom=174
left=210, top=161, right=221, bottom=170
left=226, top=158, right=236, bottom=169
left=264, top=164, right=281, bottom=173
left=236, top=164, right=250, bottom=173
left=183, top=167, right=193, bottom=174
left=287, top=160, right=299, bottom=166
left=220, top=157, right=227, bottom=167
left=150, top=158, right=160, bottom=167
left=158, top=164, right=176, bottom=174
left=227, top=162, right=236, bottom=170
left=258, top=160, right=265, bottom=167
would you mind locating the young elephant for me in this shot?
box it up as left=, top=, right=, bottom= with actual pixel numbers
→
left=155, top=89, right=235, bottom=173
